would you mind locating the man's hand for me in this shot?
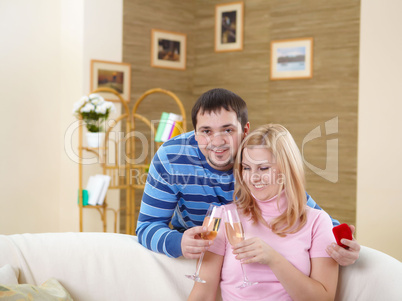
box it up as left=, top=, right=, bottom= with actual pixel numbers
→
left=326, top=225, right=360, bottom=266
left=181, top=226, right=211, bottom=259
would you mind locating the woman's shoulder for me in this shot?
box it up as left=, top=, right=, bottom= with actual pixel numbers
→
left=223, top=202, right=237, bottom=210
left=305, top=206, right=333, bottom=225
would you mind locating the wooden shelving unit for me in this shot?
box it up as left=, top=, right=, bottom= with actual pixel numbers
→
left=78, top=88, right=186, bottom=234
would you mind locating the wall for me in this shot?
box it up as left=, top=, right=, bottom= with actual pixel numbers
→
left=122, top=0, right=195, bottom=226
left=193, top=0, right=270, bottom=126
left=268, top=1, right=360, bottom=226
left=193, top=0, right=360, bottom=225
left=79, top=0, right=123, bottom=233
left=122, top=0, right=360, bottom=227
left=357, top=0, right=402, bottom=261
left=0, top=0, right=123, bottom=234
left=0, top=0, right=62, bottom=233
left=123, top=0, right=194, bottom=126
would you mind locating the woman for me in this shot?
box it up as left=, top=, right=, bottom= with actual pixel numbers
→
left=188, top=124, right=338, bottom=301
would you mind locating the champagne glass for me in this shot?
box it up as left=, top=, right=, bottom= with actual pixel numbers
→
left=224, top=206, right=258, bottom=288
left=185, top=204, right=223, bottom=283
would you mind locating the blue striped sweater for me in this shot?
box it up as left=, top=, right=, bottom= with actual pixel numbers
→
left=136, top=131, right=339, bottom=258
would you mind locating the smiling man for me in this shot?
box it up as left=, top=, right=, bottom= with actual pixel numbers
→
left=136, top=89, right=249, bottom=258
left=136, top=88, right=360, bottom=266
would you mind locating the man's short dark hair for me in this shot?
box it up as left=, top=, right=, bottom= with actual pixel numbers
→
left=191, top=88, right=248, bottom=130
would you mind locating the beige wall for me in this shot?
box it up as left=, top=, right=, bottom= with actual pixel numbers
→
left=0, top=0, right=62, bottom=233
left=80, top=0, right=123, bottom=233
left=0, top=0, right=123, bottom=234
left=357, top=0, right=402, bottom=261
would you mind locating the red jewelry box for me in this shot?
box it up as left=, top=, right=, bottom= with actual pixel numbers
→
left=332, top=223, right=353, bottom=249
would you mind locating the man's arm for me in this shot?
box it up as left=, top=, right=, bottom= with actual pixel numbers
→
left=326, top=225, right=361, bottom=266
left=136, top=149, right=183, bottom=258
left=306, top=193, right=360, bottom=266
left=136, top=141, right=215, bottom=259
left=306, top=192, right=340, bottom=226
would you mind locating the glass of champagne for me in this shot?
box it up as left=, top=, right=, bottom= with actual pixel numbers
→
left=185, top=204, right=223, bottom=283
left=224, top=206, right=258, bottom=288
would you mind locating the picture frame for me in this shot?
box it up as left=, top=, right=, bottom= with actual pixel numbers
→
left=215, top=1, right=244, bottom=52
left=90, top=60, right=131, bottom=102
left=151, top=29, right=187, bottom=70
left=270, top=37, right=313, bottom=80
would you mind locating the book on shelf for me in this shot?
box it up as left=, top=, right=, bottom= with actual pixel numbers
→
left=77, top=189, right=89, bottom=206
left=86, top=174, right=111, bottom=206
left=169, top=120, right=183, bottom=139
left=154, top=112, right=169, bottom=142
left=155, top=112, right=183, bottom=142
left=97, top=175, right=111, bottom=205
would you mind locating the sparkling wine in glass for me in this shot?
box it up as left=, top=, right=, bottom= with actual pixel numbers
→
left=225, top=206, right=258, bottom=288
left=185, top=204, right=223, bottom=283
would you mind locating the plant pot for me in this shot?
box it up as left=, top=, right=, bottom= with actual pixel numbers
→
left=86, top=132, right=105, bottom=148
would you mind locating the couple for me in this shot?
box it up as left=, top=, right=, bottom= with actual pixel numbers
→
left=136, top=88, right=360, bottom=300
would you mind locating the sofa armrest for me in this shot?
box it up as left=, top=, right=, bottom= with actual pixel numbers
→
left=335, top=245, right=402, bottom=300
left=0, top=233, right=198, bottom=300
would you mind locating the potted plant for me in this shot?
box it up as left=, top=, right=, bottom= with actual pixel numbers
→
left=73, top=93, right=116, bottom=147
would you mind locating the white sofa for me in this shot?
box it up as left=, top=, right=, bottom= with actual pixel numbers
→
left=0, top=232, right=401, bottom=300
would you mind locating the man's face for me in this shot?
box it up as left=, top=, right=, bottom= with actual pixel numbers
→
left=194, top=109, right=249, bottom=171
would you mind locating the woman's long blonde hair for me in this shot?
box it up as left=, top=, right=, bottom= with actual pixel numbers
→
left=233, top=124, right=307, bottom=236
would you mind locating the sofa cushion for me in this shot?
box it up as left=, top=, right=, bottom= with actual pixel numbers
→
left=0, top=278, right=72, bottom=301
left=0, top=264, right=19, bottom=285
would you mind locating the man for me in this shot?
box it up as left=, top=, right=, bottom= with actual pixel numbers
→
left=136, top=88, right=360, bottom=266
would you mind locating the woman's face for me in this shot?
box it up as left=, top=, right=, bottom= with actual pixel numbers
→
left=241, top=147, right=282, bottom=201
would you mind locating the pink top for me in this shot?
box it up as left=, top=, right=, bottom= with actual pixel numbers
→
left=209, top=192, right=336, bottom=301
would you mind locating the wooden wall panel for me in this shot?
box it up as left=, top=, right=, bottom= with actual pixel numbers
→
left=123, top=0, right=195, bottom=129
left=267, top=0, right=360, bottom=226
left=123, top=0, right=360, bottom=228
left=122, top=0, right=195, bottom=230
left=193, top=0, right=271, bottom=128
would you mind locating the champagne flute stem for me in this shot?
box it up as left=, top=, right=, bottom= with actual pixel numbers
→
left=195, top=251, right=206, bottom=277
left=240, top=263, right=249, bottom=281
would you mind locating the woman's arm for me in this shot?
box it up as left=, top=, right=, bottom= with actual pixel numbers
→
left=233, top=238, right=339, bottom=301
left=187, top=251, right=223, bottom=301
left=270, top=256, right=338, bottom=301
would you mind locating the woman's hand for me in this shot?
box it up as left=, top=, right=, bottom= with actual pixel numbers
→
left=232, top=237, right=278, bottom=265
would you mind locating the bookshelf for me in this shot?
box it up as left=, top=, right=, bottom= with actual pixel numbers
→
left=78, top=88, right=186, bottom=234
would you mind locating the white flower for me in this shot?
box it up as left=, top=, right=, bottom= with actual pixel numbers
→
left=95, top=103, right=108, bottom=114
left=80, top=103, right=95, bottom=113
left=72, top=96, right=89, bottom=113
left=89, top=94, right=105, bottom=106
left=104, top=101, right=116, bottom=113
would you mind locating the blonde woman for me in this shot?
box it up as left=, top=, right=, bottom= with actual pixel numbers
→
left=188, top=124, right=339, bottom=301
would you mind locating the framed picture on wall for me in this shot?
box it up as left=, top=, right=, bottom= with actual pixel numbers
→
left=90, top=60, right=131, bottom=102
left=215, top=1, right=244, bottom=52
left=270, top=37, right=313, bottom=80
left=151, top=29, right=187, bottom=70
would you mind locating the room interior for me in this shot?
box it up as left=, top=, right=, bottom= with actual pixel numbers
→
left=0, top=0, right=401, bottom=263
